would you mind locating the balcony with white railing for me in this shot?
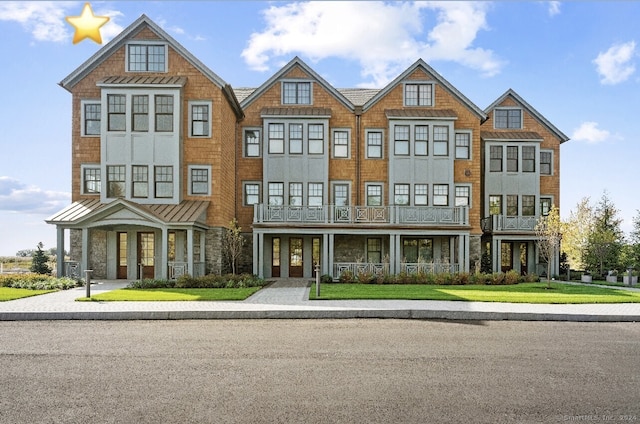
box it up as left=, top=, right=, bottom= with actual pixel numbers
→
left=481, top=215, right=538, bottom=234
left=254, top=204, right=468, bottom=227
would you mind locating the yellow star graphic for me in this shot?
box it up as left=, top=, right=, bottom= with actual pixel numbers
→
left=65, top=3, right=110, bottom=45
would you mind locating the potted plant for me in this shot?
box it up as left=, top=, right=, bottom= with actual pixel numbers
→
left=623, top=269, right=638, bottom=286
left=581, top=271, right=592, bottom=283
left=606, top=270, right=618, bottom=284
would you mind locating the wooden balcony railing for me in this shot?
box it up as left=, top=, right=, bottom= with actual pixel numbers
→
left=254, top=205, right=468, bottom=226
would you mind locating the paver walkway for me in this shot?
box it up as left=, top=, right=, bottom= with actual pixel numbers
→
left=1, top=278, right=640, bottom=321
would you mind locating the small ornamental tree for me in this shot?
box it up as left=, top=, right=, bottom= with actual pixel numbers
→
left=223, top=219, right=245, bottom=275
left=30, top=242, right=52, bottom=275
left=535, top=205, right=563, bottom=288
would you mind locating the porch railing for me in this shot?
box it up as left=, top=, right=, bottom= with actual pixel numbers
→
left=400, top=262, right=460, bottom=274
left=255, top=205, right=468, bottom=226
left=168, top=261, right=206, bottom=279
left=481, top=215, right=538, bottom=233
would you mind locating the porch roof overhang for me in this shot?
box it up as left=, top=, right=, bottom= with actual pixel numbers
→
left=46, top=199, right=210, bottom=230
left=97, top=75, right=188, bottom=88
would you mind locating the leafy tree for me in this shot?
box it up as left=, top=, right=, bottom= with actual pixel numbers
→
left=223, top=219, right=245, bottom=275
left=30, top=242, right=52, bottom=275
left=16, top=249, right=35, bottom=258
left=535, top=205, right=563, bottom=288
left=583, top=192, right=623, bottom=276
left=626, top=209, right=640, bottom=269
left=561, top=197, right=594, bottom=270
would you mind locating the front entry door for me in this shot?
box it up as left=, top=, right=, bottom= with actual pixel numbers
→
left=289, top=238, right=303, bottom=278
left=137, top=232, right=155, bottom=279
left=272, top=238, right=281, bottom=277
left=117, top=232, right=128, bottom=279
left=501, top=242, right=513, bottom=273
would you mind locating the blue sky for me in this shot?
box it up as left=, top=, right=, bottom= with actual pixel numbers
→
left=0, top=1, right=638, bottom=256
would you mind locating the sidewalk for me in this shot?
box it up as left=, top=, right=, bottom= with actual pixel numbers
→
left=1, top=279, right=640, bottom=321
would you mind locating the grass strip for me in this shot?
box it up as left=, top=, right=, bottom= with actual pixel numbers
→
left=309, top=282, right=640, bottom=304
left=76, top=287, right=261, bottom=301
left=0, top=287, right=55, bottom=301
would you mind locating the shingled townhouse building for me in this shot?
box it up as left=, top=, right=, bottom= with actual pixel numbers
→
left=47, top=15, right=568, bottom=281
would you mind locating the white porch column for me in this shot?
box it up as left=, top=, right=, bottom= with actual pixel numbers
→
left=458, top=235, right=468, bottom=273
left=323, top=233, right=330, bottom=276
left=187, top=228, right=194, bottom=277
left=253, top=231, right=259, bottom=276
left=160, top=227, right=168, bottom=279
left=81, top=228, right=89, bottom=276
left=388, top=234, right=396, bottom=275
left=56, top=227, right=65, bottom=277
left=493, top=238, right=501, bottom=273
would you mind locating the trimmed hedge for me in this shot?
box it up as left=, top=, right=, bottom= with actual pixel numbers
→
left=128, top=273, right=267, bottom=289
left=336, top=270, right=538, bottom=286
left=0, top=273, right=81, bottom=290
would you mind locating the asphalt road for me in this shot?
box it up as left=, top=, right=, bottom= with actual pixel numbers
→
left=0, top=319, right=639, bottom=424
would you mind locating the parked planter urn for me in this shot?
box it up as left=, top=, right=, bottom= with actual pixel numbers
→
left=606, top=276, right=618, bottom=284
left=581, top=275, right=592, bottom=283
left=623, top=276, right=638, bottom=286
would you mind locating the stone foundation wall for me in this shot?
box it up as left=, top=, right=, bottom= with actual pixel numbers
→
left=470, top=235, right=482, bottom=273
left=89, top=229, right=107, bottom=279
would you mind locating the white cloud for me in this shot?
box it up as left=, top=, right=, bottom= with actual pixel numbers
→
left=0, top=177, right=70, bottom=215
left=241, top=1, right=504, bottom=87
left=548, top=1, right=561, bottom=17
left=593, top=41, right=636, bottom=85
left=570, top=122, right=611, bottom=144
left=0, top=1, right=125, bottom=44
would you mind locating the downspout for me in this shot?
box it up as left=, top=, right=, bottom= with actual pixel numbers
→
left=355, top=106, right=362, bottom=205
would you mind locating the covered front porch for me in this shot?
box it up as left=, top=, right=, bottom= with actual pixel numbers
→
left=46, top=199, right=210, bottom=280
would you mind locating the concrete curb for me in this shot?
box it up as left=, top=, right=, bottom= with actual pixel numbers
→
left=1, top=309, right=638, bottom=322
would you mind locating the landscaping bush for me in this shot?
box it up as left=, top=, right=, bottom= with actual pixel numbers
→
left=504, top=270, right=521, bottom=285
left=320, top=274, right=333, bottom=284
left=0, top=273, right=80, bottom=290
left=128, top=279, right=176, bottom=289
left=338, top=270, right=354, bottom=284
left=174, top=273, right=266, bottom=289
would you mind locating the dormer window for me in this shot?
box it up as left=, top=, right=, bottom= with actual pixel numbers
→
left=404, top=83, right=433, bottom=106
left=494, top=109, right=522, bottom=129
left=282, top=81, right=311, bottom=105
left=127, top=44, right=167, bottom=72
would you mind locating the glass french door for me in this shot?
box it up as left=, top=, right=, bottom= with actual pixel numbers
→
left=137, top=232, right=155, bottom=279
left=117, top=232, right=128, bottom=279
left=289, top=238, right=303, bottom=278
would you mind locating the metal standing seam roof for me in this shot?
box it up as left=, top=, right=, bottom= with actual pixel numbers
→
left=46, top=199, right=209, bottom=225
left=481, top=131, right=544, bottom=141
left=385, top=109, right=459, bottom=119
left=98, top=76, right=188, bottom=86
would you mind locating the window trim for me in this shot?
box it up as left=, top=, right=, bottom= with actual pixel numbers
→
left=125, top=42, right=168, bottom=73
left=154, top=165, right=174, bottom=199
left=308, top=123, right=324, bottom=155
left=81, top=100, right=101, bottom=137
left=366, top=183, right=383, bottom=206
left=243, top=181, right=261, bottom=207
left=268, top=182, right=284, bottom=206
left=188, top=165, right=211, bottom=196
left=243, top=128, right=261, bottom=158
left=433, top=125, right=449, bottom=156
left=131, top=164, right=149, bottom=198
left=394, top=183, right=410, bottom=206
left=540, top=197, right=553, bottom=216
left=454, top=131, right=471, bottom=160
left=154, top=95, right=174, bottom=133
left=540, top=150, right=553, bottom=176
left=107, top=94, right=126, bottom=132
left=268, top=123, right=285, bottom=154
left=489, top=195, right=502, bottom=216
left=366, top=130, right=384, bottom=159
left=132, top=95, right=149, bottom=132
left=289, top=182, right=303, bottom=206
left=506, top=145, right=518, bottom=172
left=332, top=129, right=350, bottom=158
left=288, top=123, right=303, bottom=155
left=393, top=125, right=410, bottom=156
left=454, top=185, right=471, bottom=208
left=433, top=184, right=449, bottom=206
left=332, top=182, right=350, bottom=206
left=403, top=82, right=434, bottom=107
left=414, top=184, right=428, bottom=206
left=308, top=182, right=323, bottom=206
left=188, top=101, right=212, bottom=138
left=107, top=165, right=126, bottom=198
left=522, top=195, right=536, bottom=216
left=522, top=146, right=536, bottom=173
left=506, top=194, right=519, bottom=217
left=490, top=145, right=503, bottom=172
left=281, top=80, right=312, bottom=105
left=494, top=108, right=523, bottom=129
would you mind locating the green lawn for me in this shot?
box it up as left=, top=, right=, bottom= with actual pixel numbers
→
left=77, top=287, right=261, bottom=301
left=309, top=282, right=640, bottom=304
left=0, top=287, right=55, bottom=301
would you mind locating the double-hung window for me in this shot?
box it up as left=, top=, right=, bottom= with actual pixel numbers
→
left=494, top=109, right=522, bottom=129
left=405, top=83, right=433, bottom=106
left=333, top=130, right=349, bottom=158
left=107, top=94, right=126, bottom=131
left=540, top=198, right=552, bottom=216
left=540, top=151, right=552, bottom=175
left=83, top=167, right=101, bottom=194
left=394, top=125, right=409, bottom=156
left=289, top=124, right=303, bottom=154
left=333, top=184, right=349, bottom=206
left=308, top=124, right=324, bottom=154
left=244, top=183, right=260, bottom=206
left=190, top=103, right=209, bottom=137
left=366, top=185, right=383, bottom=206
left=455, top=186, right=470, bottom=207
left=128, top=44, right=166, bottom=72
left=433, top=126, right=448, bottom=156
left=155, top=95, right=173, bottom=132
left=367, top=238, right=382, bottom=263
left=490, top=146, right=502, bottom=172
left=367, top=131, right=383, bottom=158
left=132, top=165, right=148, bottom=198
left=523, top=146, right=536, bottom=172
left=414, top=184, right=428, bottom=206
left=282, top=81, right=311, bottom=105
left=507, top=146, right=518, bottom=172
left=268, top=183, right=284, bottom=206
left=507, top=195, right=518, bottom=216
left=289, top=182, right=303, bottom=206
left=455, top=133, right=470, bottom=159
left=433, top=184, right=448, bottom=206
left=154, top=166, right=173, bottom=198
left=394, top=184, right=410, bottom=205
left=83, top=102, right=101, bottom=135
left=244, top=129, right=261, bottom=157
left=268, top=123, right=284, bottom=154
left=489, top=195, right=502, bottom=215
left=132, top=95, right=149, bottom=132
left=522, top=195, right=535, bottom=216
left=107, top=165, right=125, bottom=198
left=415, top=125, right=428, bottom=156
left=190, top=167, right=209, bottom=195
left=308, top=183, right=323, bottom=206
